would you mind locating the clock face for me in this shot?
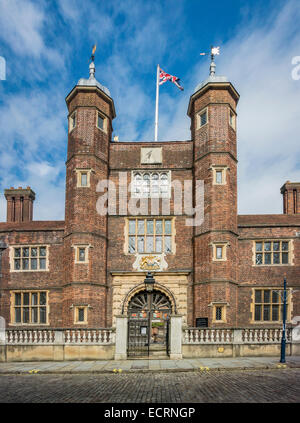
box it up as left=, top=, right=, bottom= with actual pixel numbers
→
left=141, top=147, right=162, bottom=164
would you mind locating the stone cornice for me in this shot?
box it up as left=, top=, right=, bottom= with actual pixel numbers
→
left=187, top=81, right=240, bottom=117
left=110, top=270, right=191, bottom=276
left=65, top=85, right=116, bottom=119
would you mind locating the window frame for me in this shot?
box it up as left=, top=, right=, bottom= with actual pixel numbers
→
left=69, top=111, right=76, bottom=133
left=75, top=168, right=92, bottom=188
left=212, top=303, right=227, bottom=323
left=229, top=108, right=236, bottom=130
left=211, top=165, right=228, bottom=185
left=10, top=245, right=49, bottom=272
left=197, top=107, right=208, bottom=129
left=74, top=245, right=90, bottom=264
left=253, top=240, right=292, bottom=266
left=125, top=217, right=175, bottom=255
left=251, top=288, right=291, bottom=323
left=74, top=306, right=88, bottom=325
left=10, top=290, right=49, bottom=326
left=212, top=242, right=228, bottom=261
left=96, top=111, right=107, bottom=133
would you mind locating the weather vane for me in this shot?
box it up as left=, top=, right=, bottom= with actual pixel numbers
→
left=90, top=44, right=97, bottom=62
left=88, top=44, right=97, bottom=79
left=200, top=46, right=220, bottom=76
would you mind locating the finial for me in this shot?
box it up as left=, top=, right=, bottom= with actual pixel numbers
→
left=89, top=44, right=97, bottom=79
left=89, top=62, right=95, bottom=79
left=200, top=46, right=220, bottom=76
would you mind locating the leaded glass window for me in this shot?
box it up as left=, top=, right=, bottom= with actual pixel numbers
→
left=216, top=246, right=223, bottom=259
left=78, top=248, right=86, bottom=262
left=255, top=241, right=290, bottom=265
left=13, top=291, right=48, bottom=324
left=97, top=113, right=104, bottom=130
left=81, top=172, right=88, bottom=187
left=132, top=171, right=171, bottom=198
left=74, top=306, right=87, bottom=324
left=199, top=109, right=207, bottom=127
left=78, top=308, right=85, bottom=322
left=213, top=243, right=226, bottom=260
left=13, top=246, right=48, bottom=271
left=216, top=171, right=223, bottom=184
left=253, top=289, right=289, bottom=322
left=76, top=246, right=88, bottom=263
left=215, top=306, right=222, bottom=321
left=127, top=218, right=173, bottom=254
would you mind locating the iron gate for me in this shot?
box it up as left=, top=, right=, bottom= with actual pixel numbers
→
left=127, top=315, right=150, bottom=357
left=127, top=290, right=171, bottom=357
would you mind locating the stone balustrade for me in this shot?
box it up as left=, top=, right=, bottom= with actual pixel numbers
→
left=5, top=328, right=115, bottom=345
left=242, top=328, right=292, bottom=344
left=64, top=329, right=115, bottom=345
left=183, top=327, right=292, bottom=344
left=1, top=326, right=298, bottom=362
left=184, top=328, right=233, bottom=344
left=6, top=329, right=55, bottom=344
left=4, top=327, right=293, bottom=346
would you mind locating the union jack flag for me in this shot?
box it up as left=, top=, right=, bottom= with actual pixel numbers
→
left=159, top=68, right=184, bottom=91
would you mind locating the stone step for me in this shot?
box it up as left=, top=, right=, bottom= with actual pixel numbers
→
left=149, top=343, right=167, bottom=351
left=149, top=350, right=168, bottom=356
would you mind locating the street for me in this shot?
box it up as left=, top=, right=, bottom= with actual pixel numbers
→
left=0, top=369, right=299, bottom=403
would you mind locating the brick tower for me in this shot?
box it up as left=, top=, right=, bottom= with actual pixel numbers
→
left=63, top=61, right=116, bottom=327
left=188, top=57, right=240, bottom=327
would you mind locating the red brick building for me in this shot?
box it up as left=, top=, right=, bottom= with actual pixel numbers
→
left=0, top=61, right=299, bottom=347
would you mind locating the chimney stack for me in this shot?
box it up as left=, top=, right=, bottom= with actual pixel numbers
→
left=4, top=187, right=36, bottom=223
left=281, top=181, right=300, bottom=214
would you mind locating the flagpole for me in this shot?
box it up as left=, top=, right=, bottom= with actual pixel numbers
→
left=154, top=64, right=159, bottom=141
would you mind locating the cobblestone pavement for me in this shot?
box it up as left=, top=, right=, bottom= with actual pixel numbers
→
left=0, top=369, right=299, bottom=403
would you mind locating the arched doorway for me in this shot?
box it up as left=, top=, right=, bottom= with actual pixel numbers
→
left=127, top=289, right=172, bottom=357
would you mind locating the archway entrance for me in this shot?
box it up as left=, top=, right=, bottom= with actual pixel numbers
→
left=127, top=289, right=172, bottom=357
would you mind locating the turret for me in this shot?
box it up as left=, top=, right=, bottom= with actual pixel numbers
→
left=188, top=50, right=240, bottom=326
left=62, top=58, right=115, bottom=327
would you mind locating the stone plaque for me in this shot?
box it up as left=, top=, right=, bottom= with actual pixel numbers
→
left=141, top=147, right=162, bottom=164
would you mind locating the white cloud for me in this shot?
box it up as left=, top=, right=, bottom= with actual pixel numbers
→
left=0, top=0, right=45, bottom=56
left=0, top=88, right=67, bottom=221
left=57, top=0, right=81, bottom=23
left=26, top=161, right=61, bottom=180
left=0, top=90, right=66, bottom=158
left=25, top=161, right=65, bottom=221
left=156, top=0, right=300, bottom=214
left=0, top=0, right=68, bottom=221
left=0, top=0, right=65, bottom=78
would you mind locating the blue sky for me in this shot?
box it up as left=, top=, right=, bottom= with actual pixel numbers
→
left=0, top=0, right=299, bottom=220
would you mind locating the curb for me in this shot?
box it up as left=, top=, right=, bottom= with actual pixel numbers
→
left=0, top=364, right=299, bottom=375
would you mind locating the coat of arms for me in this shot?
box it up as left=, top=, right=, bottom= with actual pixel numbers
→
left=139, top=255, right=161, bottom=270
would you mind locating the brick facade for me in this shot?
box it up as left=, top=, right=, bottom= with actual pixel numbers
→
left=0, top=71, right=299, bottom=332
